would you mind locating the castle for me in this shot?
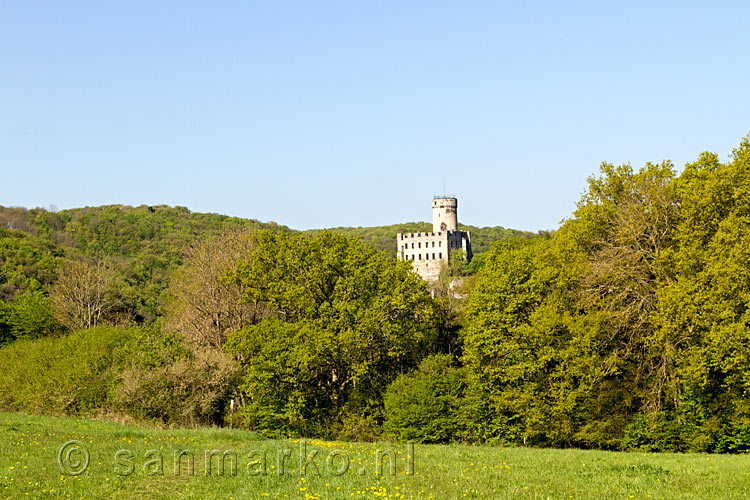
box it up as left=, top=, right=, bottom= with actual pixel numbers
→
left=396, top=196, right=472, bottom=282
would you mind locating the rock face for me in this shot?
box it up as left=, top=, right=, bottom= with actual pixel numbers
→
left=396, top=196, right=472, bottom=282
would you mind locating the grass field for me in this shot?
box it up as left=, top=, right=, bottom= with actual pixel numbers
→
left=1, top=412, right=749, bottom=500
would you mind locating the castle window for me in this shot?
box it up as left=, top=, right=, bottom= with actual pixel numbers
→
left=425, top=253, right=429, bottom=260
left=439, top=241, right=442, bottom=247
left=418, top=254, right=421, bottom=260
left=432, top=241, right=435, bottom=247
left=432, top=253, right=435, bottom=259
left=418, top=242, right=421, bottom=248
left=439, top=252, right=442, bottom=259
left=411, top=243, right=414, bottom=249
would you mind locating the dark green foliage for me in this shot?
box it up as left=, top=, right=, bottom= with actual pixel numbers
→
left=0, top=301, right=10, bottom=345
left=225, top=230, right=440, bottom=438
left=0, top=291, right=63, bottom=344
left=0, top=227, right=62, bottom=301
left=621, top=414, right=692, bottom=452
left=383, top=354, right=466, bottom=443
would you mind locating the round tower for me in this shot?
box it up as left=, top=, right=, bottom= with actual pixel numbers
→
left=432, top=196, right=458, bottom=233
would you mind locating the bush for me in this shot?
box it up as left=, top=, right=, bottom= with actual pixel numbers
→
left=0, top=292, right=63, bottom=345
left=114, top=347, right=241, bottom=427
left=711, top=426, right=750, bottom=454
left=383, top=354, right=466, bottom=443
left=0, top=327, right=138, bottom=415
left=0, top=325, right=242, bottom=426
left=621, top=413, right=692, bottom=452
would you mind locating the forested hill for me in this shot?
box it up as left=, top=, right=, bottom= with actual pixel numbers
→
left=304, top=223, right=539, bottom=255
left=0, top=204, right=291, bottom=323
left=1, top=203, right=526, bottom=326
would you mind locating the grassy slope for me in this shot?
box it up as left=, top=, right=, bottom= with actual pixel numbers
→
left=2, top=412, right=748, bottom=500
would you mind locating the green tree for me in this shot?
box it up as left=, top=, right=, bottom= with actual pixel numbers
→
left=225, top=230, right=439, bottom=438
left=383, top=354, right=466, bottom=443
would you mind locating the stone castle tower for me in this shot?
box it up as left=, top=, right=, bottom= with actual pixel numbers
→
left=396, top=196, right=472, bottom=282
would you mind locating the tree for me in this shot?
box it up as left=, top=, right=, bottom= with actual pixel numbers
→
left=461, top=160, right=684, bottom=448
left=0, top=291, right=62, bottom=344
left=225, top=230, right=439, bottom=438
left=165, top=229, right=268, bottom=349
left=50, top=258, right=122, bottom=329
left=654, top=136, right=750, bottom=451
left=383, top=354, right=466, bottom=443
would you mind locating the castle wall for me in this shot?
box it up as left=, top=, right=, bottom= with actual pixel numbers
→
left=397, top=231, right=449, bottom=262
left=397, top=229, right=472, bottom=282
left=409, top=259, right=445, bottom=282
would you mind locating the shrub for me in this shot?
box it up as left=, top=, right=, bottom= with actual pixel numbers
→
left=0, top=327, right=138, bottom=415
left=383, top=354, right=466, bottom=443
left=0, top=326, right=241, bottom=427
left=114, top=347, right=241, bottom=427
left=621, top=413, right=691, bottom=452
left=0, top=292, right=63, bottom=345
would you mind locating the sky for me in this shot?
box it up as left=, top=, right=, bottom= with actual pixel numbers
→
left=1, top=1, right=749, bottom=231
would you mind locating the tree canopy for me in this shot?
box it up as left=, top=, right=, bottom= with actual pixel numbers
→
left=225, top=230, right=440, bottom=438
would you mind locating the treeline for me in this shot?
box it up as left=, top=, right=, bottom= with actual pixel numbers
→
left=457, top=137, right=750, bottom=452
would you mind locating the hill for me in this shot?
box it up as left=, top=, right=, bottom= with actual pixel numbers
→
left=1, top=203, right=527, bottom=330
left=0, top=204, right=291, bottom=325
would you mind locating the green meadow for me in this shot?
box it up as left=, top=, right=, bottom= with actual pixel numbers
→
left=2, top=412, right=749, bottom=500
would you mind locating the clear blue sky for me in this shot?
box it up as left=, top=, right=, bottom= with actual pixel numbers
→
left=2, top=1, right=749, bottom=231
